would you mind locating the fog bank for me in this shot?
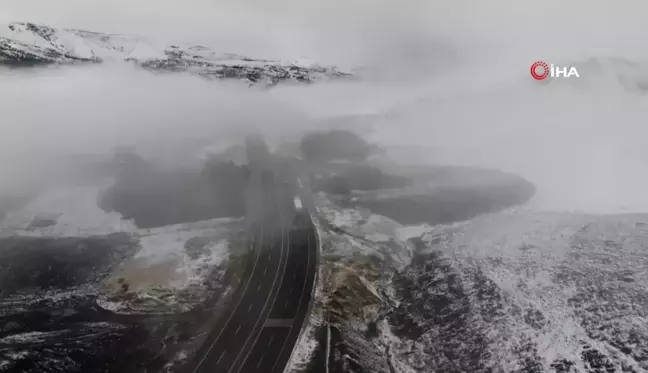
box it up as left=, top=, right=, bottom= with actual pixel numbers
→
left=1, top=0, right=648, bottom=213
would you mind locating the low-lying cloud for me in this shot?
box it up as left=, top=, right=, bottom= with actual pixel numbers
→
left=1, top=0, right=648, bottom=213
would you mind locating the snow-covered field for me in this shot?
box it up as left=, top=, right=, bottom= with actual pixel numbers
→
left=0, top=182, right=247, bottom=371
left=292, top=194, right=648, bottom=373
left=0, top=184, right=239, bottom=314
left=406, top=211, right=648, bottom=372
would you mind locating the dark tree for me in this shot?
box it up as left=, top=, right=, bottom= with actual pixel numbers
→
left=340, top=165, right=410, bottom=191
left=299, top=130, right=378, bottom=162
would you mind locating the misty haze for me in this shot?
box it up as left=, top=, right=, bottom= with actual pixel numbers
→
left=1, top=1, right=647, bottom=373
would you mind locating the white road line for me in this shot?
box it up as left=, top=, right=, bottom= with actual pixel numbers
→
left=190, top=228, right=265, bottom=373
left=268, top=252, right=272, bottom=261
left=268, top=336, right=274, bottom=346
left=216, top=350, right=226, bottom=365
left=289, top=286, right=293, bottom=294
left=263, top=268, right=267, bottom=277
left=257, top=284, right=262, bottom=292
left=247, top=303, right=253, bottom=313
left=234, top=325, right=242, bottom=336
left=230, top=183, right=290, bottom=373
left=255, top=355, right=266, bottom=369
left=235, top=231, right=289, bottom=373
left=269, top=233, right=313, bottom=373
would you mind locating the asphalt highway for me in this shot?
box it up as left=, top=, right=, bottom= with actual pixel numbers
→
left=185, top=170, right=318, bottom=373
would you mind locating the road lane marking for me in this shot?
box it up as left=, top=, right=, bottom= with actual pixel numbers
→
left=216, top=350, right=226, bottom=365
left=256, top=355, right=266, bottom=369
left=263, top=268, right=267, bottom=277
left=190, top=227, right=265, bottom=373
left=230, top=181, right=290, bottom=373
left=268, top=252, right=272, bottom=261
left=268, top=336, right=274, bottom=346
left=235, top=325, right=241, bottom=336
left=247, top=303, right=253, bottom=313
left=234, top=230, right=289, bottom=373
left=289, top=286, right=293, bottom=294
left=269, top=233, right=313, bottom=373
left=257, top=284, right=262, bottom=292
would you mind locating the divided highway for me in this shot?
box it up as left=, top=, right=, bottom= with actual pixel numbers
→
left=185, top=169, right=318, bottom=373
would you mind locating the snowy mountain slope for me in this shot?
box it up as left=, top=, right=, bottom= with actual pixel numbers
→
left=294, top=194, right=648, bottom=373
left=286, top=195, right=415, bottom=373
left=0, top=185, right=243, bottom=314
left=391, top=212, right=648, bottom=373
left=0, top=22, right=352, bottom=86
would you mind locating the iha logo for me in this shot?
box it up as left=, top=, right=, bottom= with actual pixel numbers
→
left=530, top=61, right=580, bottom=80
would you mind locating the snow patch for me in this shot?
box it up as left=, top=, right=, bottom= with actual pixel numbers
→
left=0, top=183, right=241, bottom=314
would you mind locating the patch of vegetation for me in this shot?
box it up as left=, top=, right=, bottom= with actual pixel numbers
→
left=341, top=165, right=410, bottom=191
left=100, top=150, right=249, bottom=228
left=317, top=216, right=335, bottom=232
left=299, top=130, right=378, bottom=162
left=317, top=175, right=352, bottom=195
left=365, top=320, right=379, bottom=339
left=0, top=234, right=138, bottom=296
left=28, top=215, right=59, bottom=228
left=357, top=182, right=536, bottom=226
left=314, top=165, right=411, bottom=195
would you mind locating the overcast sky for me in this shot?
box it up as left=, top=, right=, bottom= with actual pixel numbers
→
left=3, top=0, right=648, bottom=62
left=2, top=0, right=648, bottom=213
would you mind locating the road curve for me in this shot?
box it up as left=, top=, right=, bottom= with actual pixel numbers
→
left=184, top=171, right=318, bottom=373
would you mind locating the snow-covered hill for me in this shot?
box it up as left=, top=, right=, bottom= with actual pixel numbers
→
left=295, top=195, right=648, bottom=373
left=0, top=22, right=352, bottom=86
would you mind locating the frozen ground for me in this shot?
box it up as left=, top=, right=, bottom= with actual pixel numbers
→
left=0, top=184, right=137, bottom=238
left=0, top=183, right=245, bottom=372
left=0, top=184, right=239, bottom=313
left=290, top=194, right=648, bottom=373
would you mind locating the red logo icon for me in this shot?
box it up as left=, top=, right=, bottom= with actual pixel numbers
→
left=530, top=61, right=549, bottom=80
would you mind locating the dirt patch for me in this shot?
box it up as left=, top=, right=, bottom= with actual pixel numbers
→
left=103, top=258, right=185, bottom=295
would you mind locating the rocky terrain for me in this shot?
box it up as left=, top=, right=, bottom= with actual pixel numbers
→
left=0, top=21, right=352, bottom=86
left=288, top=194, right=648, bottom=373
left=1, top=124, right=645, bottom=373
left=0, top=182, right=252, bottom=373
left=0, top=140, right=259, bottom=373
